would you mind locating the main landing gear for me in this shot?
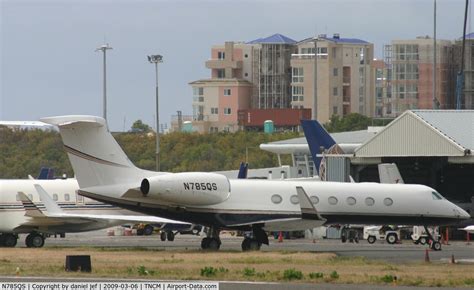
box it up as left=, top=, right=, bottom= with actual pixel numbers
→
left=241, top=226, right=269, bottom=252
left=200, top=226, right=269, bottom=252
left=25, top=232, right=45, bottom=248
left=200, top=227, right=221, bottom=251
left=0, top=233, right=18, bottom=247
left=160, top=230, right=175, bottom=242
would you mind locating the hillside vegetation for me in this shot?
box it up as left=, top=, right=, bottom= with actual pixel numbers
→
left=0, top=113, right=390, bottom=179
left=0, top=127, right=298, bottom=179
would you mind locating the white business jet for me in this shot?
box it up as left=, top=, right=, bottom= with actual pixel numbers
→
left=42, top=115, right=470, bottom=251
left=460, top=225, right=474, bottom=234
left=0, top=178, right=189, bottom=248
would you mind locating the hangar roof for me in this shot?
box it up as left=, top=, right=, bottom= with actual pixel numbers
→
left=355, top=110, right=473, bottom=158
left=413, top=110, right=473, bottom=150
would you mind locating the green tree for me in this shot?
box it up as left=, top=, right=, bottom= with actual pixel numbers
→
left=130, top=120, right=151, bottom=133
left=324, top=113, right=393, bottom=133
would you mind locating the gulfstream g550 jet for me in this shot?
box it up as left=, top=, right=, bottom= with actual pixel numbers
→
left=41, top=115, right=470, bottom=251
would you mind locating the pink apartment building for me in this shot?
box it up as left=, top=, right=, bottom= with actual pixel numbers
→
left=189, top=42, right=253, bottom=133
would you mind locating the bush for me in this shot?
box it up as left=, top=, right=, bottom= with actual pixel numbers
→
left=200, top=266, right=217, bottom=277
left=283, top=268, right=303, bottom=280
left=218, top=267, right=229, bottom=273
left=381, top=274, right=396, bottom=283
left=137, top=265, right=155, bottom=276
left=330, top=271, right=339, bottom=279
left=309, top=272, right=324, bottom=279
left=464, top=278, right=474, bottom=285
left=243, top=267, right=256, bottom=277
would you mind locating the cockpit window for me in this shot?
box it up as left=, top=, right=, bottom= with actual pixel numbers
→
left=431, top=191, right=443, bottom=200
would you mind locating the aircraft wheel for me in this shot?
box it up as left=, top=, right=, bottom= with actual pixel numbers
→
left=367, top=236, right=376, bottom=244
left=201, top=237, right=211, bottom=250
left=3, top=234, right=17, bottom=247
left=431, top=241, right=442, bottom=251
left=160, top=232, right=167, bottom=241
left=25, top=234, right=32, bottom=247
left=386, top=233, right=398, bottom=245
left=419, top=237, right=427, bottom=245
left=28, top=234, right=44, bottom=248
left=207, top=238, right=221, bottom=251
left=167, top=231, right=175, bottom=242
left=249, top=239, right=261, bottom=251
left=241, top=238, right=251, bottom=251
left=144, top=225, right=154, bottom=236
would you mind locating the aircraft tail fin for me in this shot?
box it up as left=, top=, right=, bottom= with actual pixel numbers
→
left=237, top=162, right=249, bottom=179
left=40, top=115, right=145, bottom=188
left=37, top=167, right=55, bottom=180
left=17, top=192, right=46, bottom=218
left=34, top=184, right=63, bottom=215
left=301, top=120, right=338, bottom=174
left=378, top=163, right=405, bottom=184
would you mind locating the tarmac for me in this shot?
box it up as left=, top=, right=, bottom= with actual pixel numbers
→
left=24, top=229, right=474, bottom=264
left=3, top=230, right=474, bottom=290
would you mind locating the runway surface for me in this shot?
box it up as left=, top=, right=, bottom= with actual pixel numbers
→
left=16, top=229, right=474, bottom=263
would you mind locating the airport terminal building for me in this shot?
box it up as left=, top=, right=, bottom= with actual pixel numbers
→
left=260, top=110, right=474, bottom=215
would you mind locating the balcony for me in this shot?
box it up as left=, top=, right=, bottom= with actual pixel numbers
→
left=291, top=53, right=328, bottom=60
left=193, top=114, right=211, bottom=122
left=205, top=59, right=242, bottom=69
left=193, top=96, right=204, bottom=103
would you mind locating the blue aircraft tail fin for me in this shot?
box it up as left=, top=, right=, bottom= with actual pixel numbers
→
left=301, top=120, right=337, bottom=175
left=37, top=167, right=55, bottom=179
left=237, top=162, right=249, bottom=179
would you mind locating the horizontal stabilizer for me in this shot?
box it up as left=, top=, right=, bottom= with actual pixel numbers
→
left=18, top=192, right=46, bottom=218
left=40, top=115, right=106, bottom=128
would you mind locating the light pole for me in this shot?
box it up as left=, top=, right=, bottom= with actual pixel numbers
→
left=148, top=54, right=163, bottom=171
left=312, top=37, right=318, bottom=120
left=95, top=43, right=113, bottom=121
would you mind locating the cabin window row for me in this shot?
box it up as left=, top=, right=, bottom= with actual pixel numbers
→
left=15, top=193, right=72, bottom=202
left=270, top=194, right=393, bottom=207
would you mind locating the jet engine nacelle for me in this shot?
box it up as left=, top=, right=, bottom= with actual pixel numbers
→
left=140, top=172, right=231, bottom=206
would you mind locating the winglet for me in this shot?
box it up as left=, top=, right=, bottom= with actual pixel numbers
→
left=296, top=186, right=326, bottom=221
left=34, top=184, right=63, bottom=215
left=18, top=192, right=46, bottom=217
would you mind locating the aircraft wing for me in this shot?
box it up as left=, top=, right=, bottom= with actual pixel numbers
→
left=45, top=212, right=190, bottom=225
left=34, top=184, right=190, bottom=225
left=225, top=186, right=326, bottom=230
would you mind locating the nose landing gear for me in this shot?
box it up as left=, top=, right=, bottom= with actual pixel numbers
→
left=423, top=225, right=442, bottom=251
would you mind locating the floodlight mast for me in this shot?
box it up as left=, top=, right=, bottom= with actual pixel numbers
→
left=148, top=54, right=163, bottom=171
left=95, top=44, right=113, bottom=121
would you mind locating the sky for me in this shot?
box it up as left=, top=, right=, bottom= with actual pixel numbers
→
left=1, top=0, right=471, bottom=131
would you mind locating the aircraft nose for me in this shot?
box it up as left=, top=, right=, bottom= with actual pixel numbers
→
left=454, top=205, right=471, bottom=220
